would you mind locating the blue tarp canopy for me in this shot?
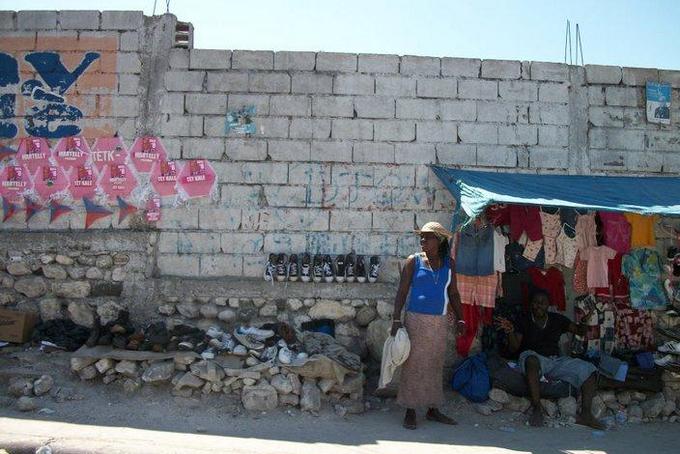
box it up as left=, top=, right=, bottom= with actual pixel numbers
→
left=430, top=166, right=680, bottom=230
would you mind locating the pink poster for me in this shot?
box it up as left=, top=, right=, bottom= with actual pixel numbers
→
left=34, top=165, right=69, bottom=201
left=99, top=163, right=137, bottom=202
left=68, top=165, right=97, bottom=200
left=0, top=165, right=32, bottom=202
left=53, top=136, right=91, bottom=171
left=130, top=136, right=167, bottom=173
left=150, top=159, right=180, bottom=197
left=91, top=137, right=128, bottom=172
left=145, top=194, right=161, bottom=223
left=16, top=137, right=52, bottom=174
left=178, top=159, right=216, bottom=198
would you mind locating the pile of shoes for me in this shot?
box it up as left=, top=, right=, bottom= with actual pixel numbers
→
left=265, top=253, right=381, bottom=283
left=32, top=319, right=91, bottom=352
left=655, top=340, right=680, bottom=370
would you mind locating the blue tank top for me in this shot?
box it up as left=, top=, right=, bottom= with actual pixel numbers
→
left=407, top=253, right=451, bottom=315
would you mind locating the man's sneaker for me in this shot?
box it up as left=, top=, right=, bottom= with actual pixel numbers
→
left=237, top=326, right=275, bottom=340
left=335, top=255, right=346, bottom=283
left=264, top=253, right=276, bottom=282
left=233, top=330, right=265, bottom=350
left=368, top=256, right=380, bottom=283
left=300, top=253, right=312, bottom=283
left=288, top=254, right=299, bottom=282
left=260, top=345, right=278, bottom=362
left=206, top=326, right=223, bottom=339
left=356, top=255, right=367, bottom=283
left=323, top=254, right=335, bottom=283
left=278, top=346, right=293, bottom=364
left=276, top=253, right=287, bottom=282
left=313, top=255, right=323, bottom=283
left=345, top=253, right=356, bottom=283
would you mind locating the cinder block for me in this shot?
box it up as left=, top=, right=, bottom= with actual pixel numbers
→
left=392, top=188, right=434, bottom=210
left=111, top=96, right=139, bottom=117
left=211, top=162, right=244, bottom=183
left=477, top=101, right=526, bottom=123
left=201, top=255, right=243, bottom=277
left=374, top=120, right=416, bottom=142
left=498, top=125, right=537, bottom=145
left=274, top=51, right=316, bottom=70
left=331, top=163, right=374, bottom=186
left=288, top=163, right=331, bottom=185
left=17, top=10, right=56, bottom=30
left=396, top=98, right=439, bottom=120
left=178, top=232, right=221, bottom=254
left=220, top=233, right=264, bottom=254
left=458, top=123, right=498, bottom=144
left=311, top=141, right=353, bottom=162
left=316, top=52, right=357, bottom=72
left=202, top=117, right=227, bottom=137
left=645, top=131, right=680, bottom=152
left=481, top=60, right=521, bottom=79
left=162, top=138, right=182, bottom=159
left=416, top=78, right=457, bottom=98
left=158, top=207, right=200, bottom=229
left=169, top=49, right=189, bottom=69
left=268, top=140, right=311, bottom=161
left=165, top=71, right=205, bottom=92
left=441, top=57, right=481, bottom=77
left=529, top=103, right=570, bottom=125
left=538, top=83, right=569, bottom=102
left=400, top=56, right=440, bottom=76
left=606, top=129, right=644, bottom=150
left=499, top=80, right=537, bottom=101
left=242, top=162, right=288, bottom=184
left=182, top=138, right=225, bottom=160
left=528, top=147, right=568, bottom=169
left=333, top=74, right=374, bottom=95
left=588, top=128, right=607, bottom=149
left=158, top=254, right=200, bottom=277
left=119, top=74, right=140, bottom=95
left=119, top=31, right=139, bottom=51
left=264, top=233, right=308, bottom=252
left=101, top=11, right=143, bottom=30
left=589, top=149, right=625, bottom=170
left=458, top=79, right=497, bottom=100
left=353, top=142, right=394, bottom=163
left=538, top=126, right=569, bottom=147
left=416, top=121, right=457, bottom=143
left=289, top=118, right=331, bottom=139
left=0, top=12, right=16, bottom=30
left=352, top=232, right=399, bottom=255
left=220, top=185, right=261, bottom=207
left=530, top=62, right=569, bottom=82
left=264, top=185, right=312, bottom=208
left=348, top=187, right=392, bottom=210
left=376, top=76, right=416, bottom=96
left=307, top=232, right=353, bottom=254
left=227, top=94, right=270, bottom=115
left=207, top=72, right=249, bottom=92
left=330, top=211, right=372, bottom=231
left=58, top=11, right=99, bottom=30
left=292, top=73, right=333, bottom=94
left=232, top=50, right=273, bottom=70
left=312, top=96, right=353, bottom=117
left=358, top=54, right=399, bottom=74
left=622, top=67, right=659, bottom=86
left=186, top=93, right=227, bottom=114
left=440, top=100, right=477, bottom=121
left=331, top=119, right=373, bottom=140
left=395, top=143, right=436, bottom=164
left=436, top=144, right=476, bottom=166
left=373, top=212, right=415, bottom=232
left=605, top=86, right=639, bottom=107
left=161, top=115, right=203, bottom=137
left=158, top=232, right=178, bottom=253
left=267, top=208, right=329, bottom=232
left=189, top=49, right=231, bottom=70
left=270, top=95, right=311, bottom=116
left=249, top=72, right=291, bottom=93
left=588, top=86, right=605, bottom=105
left=225, top=139, right=267, bottom=161
left=250, top=117, right=289, bottom=139
left=658, top=70, right=680, bottom=88
left=354, top=96, right=395, bottom=119
left=374, top=165, right=415, bottom=188
left=585, top=64, right=622, bottom=84
left=199, top=207, right=241, bottom=230
left=626, top=151, right=663, bottom=173
left=476, top=145, right=519, bottom=167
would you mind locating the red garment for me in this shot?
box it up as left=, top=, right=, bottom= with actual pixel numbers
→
left=598, top=211, right=631, bottom=254
left=509, top=205, right=543, bottom=241
left=486, top=204, right=510, bottom=226
left=456, top=303, right=493, bottom=357
left=613, top=298, right=654, bottom=351
left=572, top=251, right=589, bottom=296
left=527, top=267, right=566, bottom=311
left=593, top=253, right=630, bottom=298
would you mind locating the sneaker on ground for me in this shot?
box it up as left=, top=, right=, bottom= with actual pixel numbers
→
left=313, top=254, right=323, bottom=283
left=201, top=348, right=215, bottom=360
left=356, top=255, right=367, bottom=283
left=296, top=352, right=308, bottom=361
left=233, top=345, right=248, bottom=356
left=368, top=256, right=380, bottom=283
left=288, top=254, right=299, bottom=282
left=345, top=253, right=356, bottom=283
left=264, top=253, right=276, bottom=282
left=178, top=341, right=194, bottom=351
left=323, top=254, right=335, bottom=283
left=335, top=255, right=346, bottom=283
left=206, top=327, right=223, bottom=339
left=237, top=326, right=275, bottom=340
left=300, top=253, right=312, bottom=283
left=276, top=253, right=287, bottom=282
left=233, top=329, right=265, bottom=350
left=278, top=346, right=293, bottom=364
left=261, top=345, right=278, bottom=362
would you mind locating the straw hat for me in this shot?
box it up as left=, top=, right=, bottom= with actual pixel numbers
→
left=414, top=221, right=453, bottom=240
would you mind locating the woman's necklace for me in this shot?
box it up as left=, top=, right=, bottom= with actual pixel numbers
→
left=427, top=256, right=442, bottom=285
left=531, top=314, right=548, bottom=330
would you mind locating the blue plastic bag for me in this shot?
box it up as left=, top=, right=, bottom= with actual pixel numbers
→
left=451, top=352, right=490, bottom=402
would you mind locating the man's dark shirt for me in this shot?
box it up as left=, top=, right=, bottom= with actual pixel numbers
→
left=517, top=312, right=571, bottom=357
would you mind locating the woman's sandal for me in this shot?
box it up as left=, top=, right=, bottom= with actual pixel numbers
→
left=426, top=408, right=458, bottom=425
left=403, top=410, right=417, bottom=430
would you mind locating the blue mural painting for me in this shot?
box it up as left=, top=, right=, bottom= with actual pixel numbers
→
left=0, top=51, right=100, bottom=139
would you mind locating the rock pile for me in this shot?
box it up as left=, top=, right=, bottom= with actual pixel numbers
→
left=7, top=375, right=55, bottom=412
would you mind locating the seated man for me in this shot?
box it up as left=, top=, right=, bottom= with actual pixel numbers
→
left=495, top=290, right=603, bottom=429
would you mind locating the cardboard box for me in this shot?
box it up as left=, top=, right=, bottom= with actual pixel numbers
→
left=0, top=309, right=38, bottom=343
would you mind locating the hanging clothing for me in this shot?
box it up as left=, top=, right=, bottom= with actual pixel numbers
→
left=575, top=212, right=597, bottom=252
left=593, top=253, right=629, bottom=299
left=598, top=211, right=631, bottom=254
left=456, top=273, right=498, bottom=308
left=624, top=213, right=658, bottom=248
left=555, top=227, right=578, bottom=268
left=482, top=296, right=525, bottom=358
left=613, top=299, right=654, bottom=352
left=456, top=222, right=494, bottom=276
left=582, top=245, right=617, bottom=289
left=493, top=228, right=509, bottom=273
left=622, top=248, right=668, bottom=309
left=507, top=241, right=545, bottom=272
left=573, top=295, right=615, bottom=355
left=501, top=271, right=531, bottom=306
left=572, top=251, right=589, bottom=296
left=540, top=210, right=562, bottom=265
left=486, top=204, right=510, bottom=226
left=527, top=267, right=566, bottom=311
left=456, top=302, right=493, bottom=357
left=522, top=238, right=544, bottom=262
left=509, top=205, right=543, bottom=242
left=560, top=208, right=579, bottom=238
left=407, top=253, right=451, bottom=316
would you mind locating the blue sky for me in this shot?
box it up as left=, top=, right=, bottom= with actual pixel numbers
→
left=3, top=0, right=680, bottom=69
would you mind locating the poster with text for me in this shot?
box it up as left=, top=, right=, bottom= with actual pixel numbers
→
left=178, top=159, right=216, bottom=199
left=68, top=164, right=97, bottom=200
left=91, top=137, right=128, bottom=171
left=646, top=82, right=671, bottom=125
left=150, top=159, right=180, bottom=197
left=16, top=137, right=52, bottom=174
left=53, top=136, right=91, bottom=170
left=99, top=163, right=137, bottom=203
left=0, top=165, right=33, bottom=202
left=130, top=136, right=167, bottom=173
left=34, top=165, right=69, bottom=201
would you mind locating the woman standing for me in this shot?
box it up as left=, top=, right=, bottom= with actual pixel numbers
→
left=391, top=221, right=464, bottom=430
